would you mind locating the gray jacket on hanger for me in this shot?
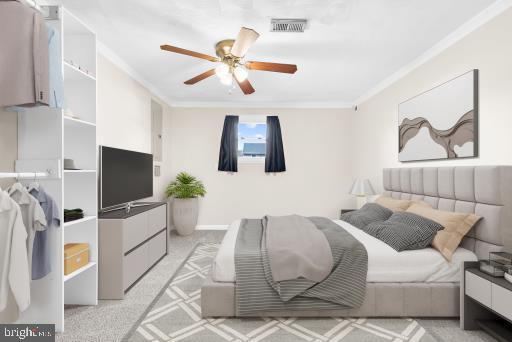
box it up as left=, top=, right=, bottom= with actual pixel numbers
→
left=0, top=1, right=49, bottom=107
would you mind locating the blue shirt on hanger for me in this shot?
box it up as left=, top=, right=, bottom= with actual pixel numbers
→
left=30, top=187, right=60, bottom=280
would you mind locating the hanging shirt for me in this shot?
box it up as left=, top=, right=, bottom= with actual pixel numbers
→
left=30, top=187, right=60, bottom=280
left=8, top=184, right=47, bottom=275
left=0, top=191, right=31, bottom=323
left=0, top=1, right=50, bottom=107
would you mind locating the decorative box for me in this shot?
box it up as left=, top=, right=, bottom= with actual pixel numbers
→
left=489, top=251, right=512, bottom=266
left=64, top=243, right=89, bottom=275
left=479, top=260, right=505, bottom=277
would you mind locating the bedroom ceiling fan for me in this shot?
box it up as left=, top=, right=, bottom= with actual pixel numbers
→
left=160, top=27, right=298, bottom=95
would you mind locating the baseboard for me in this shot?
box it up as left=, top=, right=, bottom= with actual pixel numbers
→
left=196, top=225, right=229, bottom=231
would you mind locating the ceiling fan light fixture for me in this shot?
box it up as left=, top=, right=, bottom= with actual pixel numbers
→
left=219, top=74, right=233, bottom=86
left=215, top=63, right=230, bottom=78
left=160, top=26, right=297, bottom=95
left=233, top=66, right=248, bottom=82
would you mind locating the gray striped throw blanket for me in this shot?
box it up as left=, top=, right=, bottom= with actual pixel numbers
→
left=235, top=217, right=368, bottom=316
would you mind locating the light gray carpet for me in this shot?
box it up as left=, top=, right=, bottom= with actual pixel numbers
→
left=123, top=243, right=474, bottom=342
left=56, top=230, right=226, bottom=342
left=58, top=230, right=496, bottom=342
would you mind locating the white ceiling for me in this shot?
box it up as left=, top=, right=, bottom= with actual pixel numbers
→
left=49, top=0, right=497, bottom=106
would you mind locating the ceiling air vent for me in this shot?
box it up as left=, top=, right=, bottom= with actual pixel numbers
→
left=271, top=19, right=308, bottom=32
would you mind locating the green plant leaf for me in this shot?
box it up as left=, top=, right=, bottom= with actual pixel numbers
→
left=166, top=172, right=206, bottom=199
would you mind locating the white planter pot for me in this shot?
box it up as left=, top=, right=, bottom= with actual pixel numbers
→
left=172, top=198, right=199, bottom=236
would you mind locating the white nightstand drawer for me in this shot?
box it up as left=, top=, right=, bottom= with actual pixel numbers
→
left=465, top=271, right=492, bottom=307
left=492, top=283, right=512, bottom=320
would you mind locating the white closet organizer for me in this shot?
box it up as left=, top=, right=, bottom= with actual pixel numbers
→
left=0, top=6, right=98, bottom=332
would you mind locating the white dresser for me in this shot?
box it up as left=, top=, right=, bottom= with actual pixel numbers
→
left=461, top=262, right=512, bottom=342
left=98, top=203, right=168, bottom=299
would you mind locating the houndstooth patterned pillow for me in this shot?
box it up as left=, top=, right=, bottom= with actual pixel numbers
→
left=340, top=203, right=393, bottom=229
left=364, top=212, right=443, bottom=251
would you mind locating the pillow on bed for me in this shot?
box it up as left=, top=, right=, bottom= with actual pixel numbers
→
left=406, top=203, right=482, bottom=261
left=340, top=203, right=392, bottom=229
left=375, top=196, right=411, bottom=212
left=375, top=196, right=432, bottom=212
left=363, top=212, right=443, bottom=251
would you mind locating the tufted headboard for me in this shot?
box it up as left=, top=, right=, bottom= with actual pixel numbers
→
left=382, top=166, right=512, bottom=260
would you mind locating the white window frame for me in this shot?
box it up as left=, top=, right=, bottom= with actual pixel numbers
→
left=238, top=115, right=266, bottom=165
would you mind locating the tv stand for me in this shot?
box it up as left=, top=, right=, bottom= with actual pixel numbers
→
left=101, top=201, right=154, bottom=214
left=98, top=202, right=168, bottom=299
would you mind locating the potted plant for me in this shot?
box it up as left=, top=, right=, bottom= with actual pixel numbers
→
left=166, top=172, right=206, bottom=236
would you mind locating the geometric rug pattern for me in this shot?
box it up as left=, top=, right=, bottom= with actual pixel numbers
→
left=125, top=243, right=437, bottom=342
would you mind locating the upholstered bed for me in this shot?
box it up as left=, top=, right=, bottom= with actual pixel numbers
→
left=201, top=166, right=512, bottom=317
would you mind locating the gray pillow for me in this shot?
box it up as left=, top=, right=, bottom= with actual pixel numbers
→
left=340, top=203, right=393, bottom=229
left=364, top=212, right=443, bottom=251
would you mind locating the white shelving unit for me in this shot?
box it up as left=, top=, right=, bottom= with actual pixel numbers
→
left=9, top=6, right=98, bottom=332
left=63, top=262, right=97, bottom=282
left=61, top=7, right=98, bottom=311
left=63, top=215, right=97, bottom=228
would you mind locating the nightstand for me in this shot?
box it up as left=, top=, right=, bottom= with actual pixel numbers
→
left=461, top=261, right=512, bottom=342
left=340, top=209, right=356, bottom=218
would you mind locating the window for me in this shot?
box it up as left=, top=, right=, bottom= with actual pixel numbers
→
left=238, top=116, right=266, bottom=163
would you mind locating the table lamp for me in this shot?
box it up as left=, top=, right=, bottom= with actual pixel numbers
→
left=350, top=178, right=375, bottom=209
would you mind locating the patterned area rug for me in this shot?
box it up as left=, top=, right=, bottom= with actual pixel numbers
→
left=124, top=243, right=436, bottom=342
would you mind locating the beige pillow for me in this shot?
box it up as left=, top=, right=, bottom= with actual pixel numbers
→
left=406, top=203, right=481, bottom=261
left=375, top=196, right=430, bottom=212
left=375, top=196, right=411, bottom=212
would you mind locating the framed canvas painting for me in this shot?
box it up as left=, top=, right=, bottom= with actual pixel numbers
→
left=398, top=69, right=478, bottom=162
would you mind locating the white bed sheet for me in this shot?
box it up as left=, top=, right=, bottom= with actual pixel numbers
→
left=212, top=219, right=477, bottom=283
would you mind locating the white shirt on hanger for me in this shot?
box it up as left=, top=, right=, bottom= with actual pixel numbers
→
left=7, top=183, right=47, bottom=274
left=0, top=190, right=31, bottom=323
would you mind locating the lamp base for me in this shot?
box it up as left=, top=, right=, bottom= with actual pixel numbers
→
left=356, top=196, right=368, bottom=209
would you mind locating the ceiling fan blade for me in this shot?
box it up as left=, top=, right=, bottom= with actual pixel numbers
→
left=245, top=61, right=297, bottom=74
left=184, top=69, right=216, bottom=85
left=235, top=77, right=255, bottom=95
left=230, top=27, right=260, bottom=58
left=160, top=44, right=219, bottom=62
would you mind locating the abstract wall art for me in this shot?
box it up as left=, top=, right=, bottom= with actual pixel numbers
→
left=398, top=70, right=478, bottom=162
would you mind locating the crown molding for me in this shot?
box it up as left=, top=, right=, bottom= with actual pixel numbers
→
left=353, top=0, right=512, bottom=106
left=168, top=100, right=353, bottom=109
left=96, top=41, right=176, bottom=108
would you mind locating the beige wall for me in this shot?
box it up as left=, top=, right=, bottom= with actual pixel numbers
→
left=163, top=107, right=355, bottom=225
left=97, top=54, right=170, bottom=201
left=353, top=7, right=512, bottom=192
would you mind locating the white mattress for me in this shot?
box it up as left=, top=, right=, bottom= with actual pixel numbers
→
left=212, top=219, right=477, bottom=283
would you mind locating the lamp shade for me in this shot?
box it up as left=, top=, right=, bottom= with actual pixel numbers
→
left=349, top=179, right=375, bottom=196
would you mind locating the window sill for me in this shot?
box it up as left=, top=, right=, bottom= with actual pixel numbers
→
left=238, top=157, right=265, bottom=164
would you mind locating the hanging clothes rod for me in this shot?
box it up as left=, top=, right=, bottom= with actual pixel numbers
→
left=18, top=0, right=42, bottom=12
left=0, top=172, right=50, bottom=179
left=17, top=0, right=59, bottom=20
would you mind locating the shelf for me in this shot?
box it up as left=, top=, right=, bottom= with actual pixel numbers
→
left=64, top=115, right=96, bottom=127
left=64, top=216, right=96, bottom=228
left=64, top=61, right=96, bottom=81
left=64, top=169, right=96, bottom=174
left=64, top=262, right=96, bottom=282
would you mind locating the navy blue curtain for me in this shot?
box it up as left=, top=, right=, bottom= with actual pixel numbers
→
left=218, top=115, right=239, bottom=172
left=265, top=116, right=286, bottom=173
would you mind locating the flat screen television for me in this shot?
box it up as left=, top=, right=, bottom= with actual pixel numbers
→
left=100, top=146, right=153, bottom=210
